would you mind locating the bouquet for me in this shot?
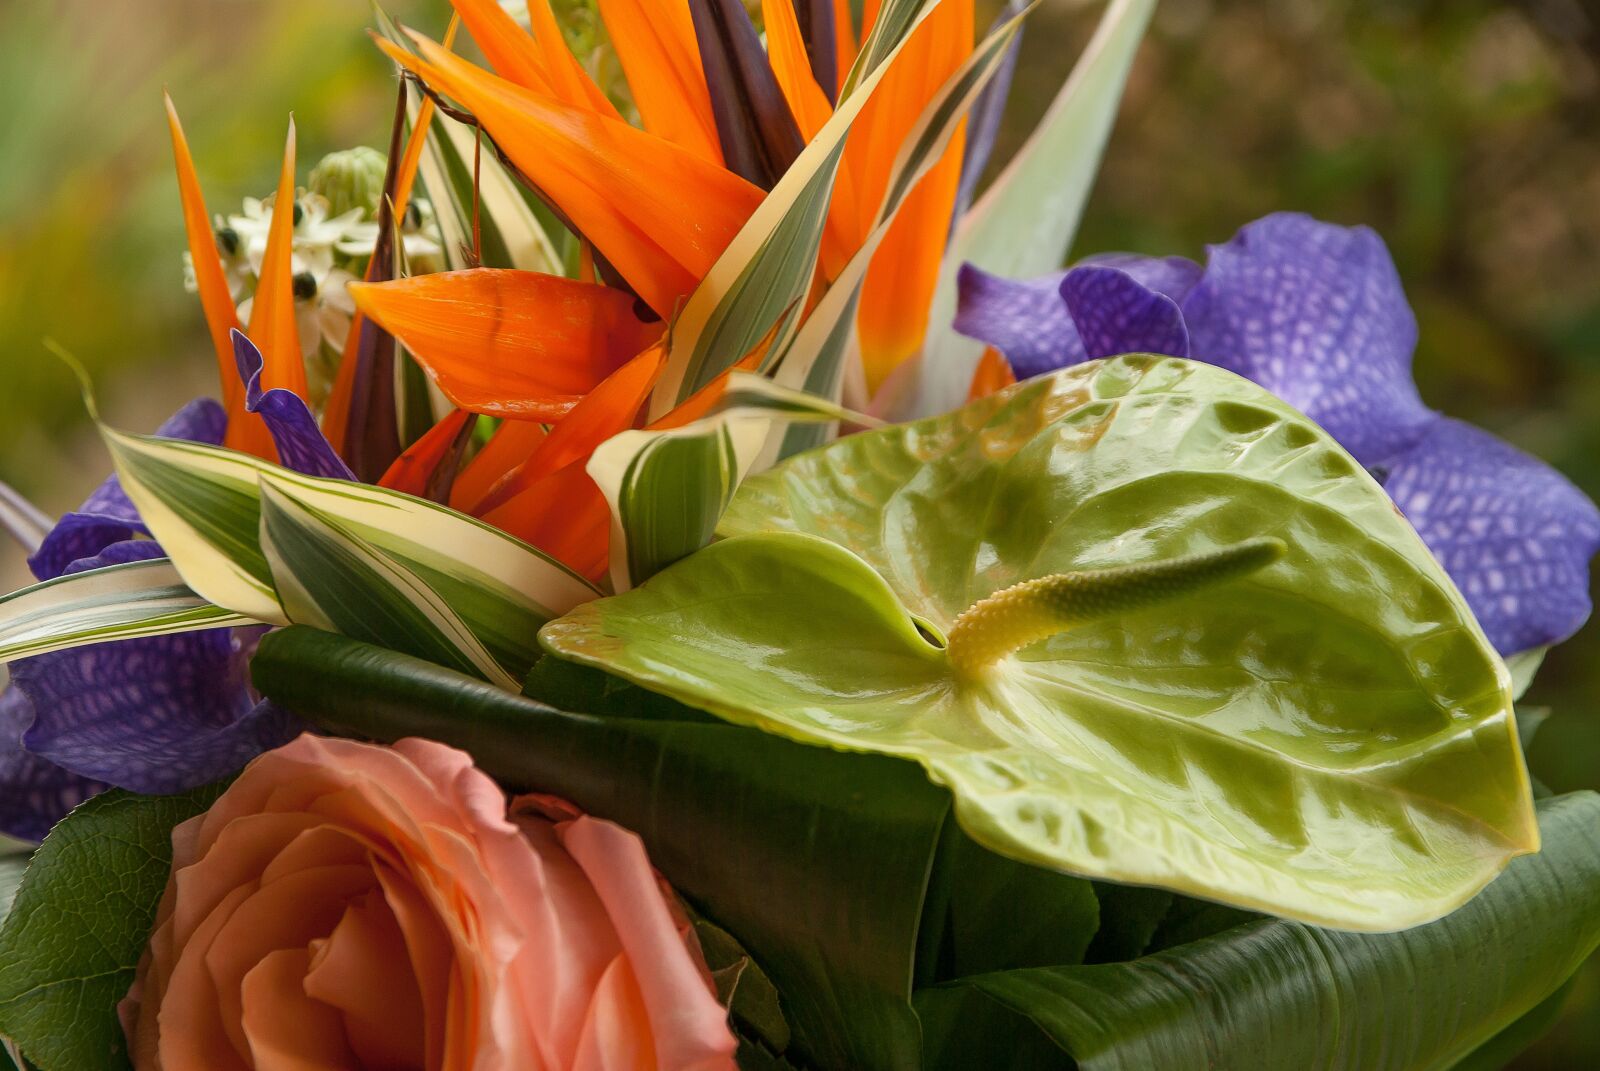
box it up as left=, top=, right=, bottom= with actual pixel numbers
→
left=2, top=1, right=1597, bottom=1067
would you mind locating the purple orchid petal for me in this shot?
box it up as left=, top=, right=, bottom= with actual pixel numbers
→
left=1179, top=212, right=1433, bottom=464
left=233, top=330, right=356, bottom=481
left=1061, top=266, right=1191, bottom=360
left=1379, top=417, right=1600, bottom=656
left=11, top=625, right=297, bottom=795
left=954, top=264, right=1085, bottom=378
left=1080, top=252, right=1205, bottom=302
left=7, top=540, right=301, bottom=795
left=27, top=397, right=226, bottom=581
left=0, top=686, right=105, bottom=842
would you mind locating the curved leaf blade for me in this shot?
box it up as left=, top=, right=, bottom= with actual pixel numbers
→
left=0, top=559, right=247, bottom=663
left=915, top=792, right=1600, bottom=1071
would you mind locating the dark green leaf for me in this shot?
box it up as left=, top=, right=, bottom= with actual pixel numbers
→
left=0, top=786, right=222, bottom=1071
left=914, top=792, right=1600, bottom=1071
left=253, top=626, right=947, bottom=1071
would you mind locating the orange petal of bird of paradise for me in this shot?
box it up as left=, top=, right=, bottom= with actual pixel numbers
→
left=474, top=343, right=666, bottom=515
left=448, top=0, right=617, bottom=117
left=450, top=418, right=548, bottom=514
left=596, top=0, right=723, bottom=164
left=164, top=95, right=246, bottom=437
left=378, top=407, right=478, bottom=499
left=967, top=345, right=1016, bottom=401
left=247, top=119, right=308, bottom=404
left=376, top=32, right=764, bottom=318
left=848, top=0, right=973, bottom=393
left=348, top=269, right=662, bottom=421
left=480, top=458, right=614, bottom=582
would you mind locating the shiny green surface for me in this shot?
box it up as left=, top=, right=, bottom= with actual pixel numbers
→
left=541, top=355, right=1536, bottom=930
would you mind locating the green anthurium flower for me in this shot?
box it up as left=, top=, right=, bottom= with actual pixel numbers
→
left=541, top=355, right=1537, bottom=931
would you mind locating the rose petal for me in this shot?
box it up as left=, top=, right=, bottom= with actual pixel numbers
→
left=240, top=948, right=360, bottom=1068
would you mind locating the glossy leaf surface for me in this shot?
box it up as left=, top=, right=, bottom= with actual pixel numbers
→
left=544, top=355, right=1535, bottom=929
left=914, top=792, right=1600, bottom=1070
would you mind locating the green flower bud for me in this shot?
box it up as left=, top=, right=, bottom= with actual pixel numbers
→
left=308, top=146, right=388, bottom=220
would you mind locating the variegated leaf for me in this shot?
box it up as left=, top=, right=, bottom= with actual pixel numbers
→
left=0, top=558, right=247, bottom=663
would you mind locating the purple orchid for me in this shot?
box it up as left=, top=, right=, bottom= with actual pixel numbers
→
left=954, top=212, right=1600, bottom=657
left=0, top=331, right=345, bottom=840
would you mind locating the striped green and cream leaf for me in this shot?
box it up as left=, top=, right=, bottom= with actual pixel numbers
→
left=102, top=428, right=599, bottom=684
left=648, top=0, right=952, bottom=419
left=765, top=3, right=1031, bottom=462
left=258, top=478, right=519, bottom=688
left=899, top=0, right=1155, bottom=421
left=0, top=558, right=248, bottom=664
left=593, top=374, right=865, bottom=592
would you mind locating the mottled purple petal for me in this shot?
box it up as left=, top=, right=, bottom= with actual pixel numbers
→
left=1380, top=417, right=1600, bottom=656
left=954, top=264, right=1085, bottom=378
left=1062, top=266, right=1191, bottom=360
left=1080, top=252, right=1204, bottom=302
left=27, top=397, right=226, bottom=581
left=11, top=625, right=297, bottom=794
left=233, top=330, right=356, bottom=481
left=1179, top=212, right=1433, bottom=463
left=0, top=686, right=105, bottom=842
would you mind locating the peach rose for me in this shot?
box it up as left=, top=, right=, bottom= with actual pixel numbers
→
left=120, top=733, right=738, bottom=1070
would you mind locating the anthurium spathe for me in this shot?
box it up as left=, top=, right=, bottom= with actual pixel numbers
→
left=540, top=354, right=1537, bottom=931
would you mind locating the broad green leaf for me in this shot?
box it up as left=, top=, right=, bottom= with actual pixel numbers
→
left=914, top=792, right=1600, bottom=1071
left=0, top=786, right=223, bottom=1071
left=902, top=0, right=1156, bottom=420
left=257, top=477, right=519, bottom=687
left=764, top=2, right=1031, bottom=463
left=102, top=427, right=598, bottom=676
left=0, top=558, right=247, bottom=664
left=649, top=0, right=952, bottom=418
left=543, top=355, right=1535, bottom=930
left=252, top=626, right=950, bottom=1070
left=590, top=373, right=862, bottom=590
left=0, top=857, right=24, bottom=922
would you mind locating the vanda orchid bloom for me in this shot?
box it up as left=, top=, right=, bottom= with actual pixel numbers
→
left=954, top=212, right=1600, bottom=657
left=338, top=0, right=991, bottom=577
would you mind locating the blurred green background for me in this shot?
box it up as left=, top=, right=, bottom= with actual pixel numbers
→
left=0, top=0, right=1594, bottom=1064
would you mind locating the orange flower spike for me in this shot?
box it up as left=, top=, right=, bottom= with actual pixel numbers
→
left=164, top=95, right=253, bottom=449
left=448, top=0, right=556, bottom=101
left=377, top=408, right=478, bottom=499
left=596, top=0, right=723, bottom=163
left=481, top=459, right=613, bottom=582
left=763, top=0, right=861, bottom=274
left=762, top=0, right=833, bottom=140
left=832, top=0, right=857, bottom=93
left=851, top=0, right=974, bottom=392
left=379, top=32, right=764, bottom=316
left=349, top=269, right=662, bottom=420
left=450, top=418, right=547, bottom=513
left=248, top=118, right=308, bottom=402
left=474, top=343, right=666, bottom=515
left=967, top=346, right=1016, bottom=401
left=524, top=0, right=621, bottom=115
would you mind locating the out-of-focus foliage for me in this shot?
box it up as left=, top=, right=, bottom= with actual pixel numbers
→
left=0, top=0, right=1594, bottom=1064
